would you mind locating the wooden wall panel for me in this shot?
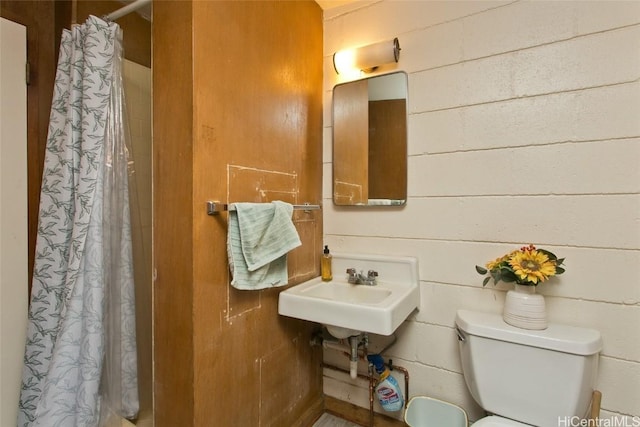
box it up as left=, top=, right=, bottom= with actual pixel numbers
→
left=154, top=1, right=324, bottom=425
left=191, top=1, right=324, bottom=425
left=153, top=1, right=195, bottom=425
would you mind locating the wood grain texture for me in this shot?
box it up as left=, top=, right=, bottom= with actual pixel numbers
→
left=191, top=1, right=323, bottom=425
left=154, top=0, right=324, bottom=425
left=368, top=99, right=407, bottom=200
left=333, top=79, right=369, bottom=204
left=153, top=1, right=195, bottom=425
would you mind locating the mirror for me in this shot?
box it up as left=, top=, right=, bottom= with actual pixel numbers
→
left=332, top=71, right=408, bottom=206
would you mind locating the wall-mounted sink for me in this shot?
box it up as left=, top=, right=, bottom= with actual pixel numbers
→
left=278, top=253, right=419, bottom=338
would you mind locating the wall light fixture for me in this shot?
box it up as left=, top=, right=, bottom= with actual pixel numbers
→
left=333, top=38, right=401, bottom=75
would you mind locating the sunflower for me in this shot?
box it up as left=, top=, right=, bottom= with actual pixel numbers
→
left=485, top=250, right=518, bottom=270
left=486, top=255, right=507, bottom=270
left=508, top=250, right=557, bottom=284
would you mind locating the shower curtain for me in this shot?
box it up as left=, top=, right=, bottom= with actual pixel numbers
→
left=18, top=16, right=139, bottom=427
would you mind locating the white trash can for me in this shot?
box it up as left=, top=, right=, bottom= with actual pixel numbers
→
left=404, top=396, right=468, bottom=427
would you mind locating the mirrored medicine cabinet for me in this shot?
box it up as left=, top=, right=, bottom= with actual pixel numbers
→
left=332, top=71, right=408, bottom=206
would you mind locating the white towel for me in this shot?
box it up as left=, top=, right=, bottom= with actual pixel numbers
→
left=227, top=201, right=302, bottom=290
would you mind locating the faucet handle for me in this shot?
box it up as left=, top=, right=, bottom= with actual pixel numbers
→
left=346, top=268, right=359, bottom=284
left=367, top=270, right=378, bottom=278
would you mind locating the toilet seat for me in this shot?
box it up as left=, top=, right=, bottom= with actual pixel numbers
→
left=472, top=415, right=532, bottom=426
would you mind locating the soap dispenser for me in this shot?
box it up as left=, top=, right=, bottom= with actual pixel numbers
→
left=321, top=245, right=332, bottom=281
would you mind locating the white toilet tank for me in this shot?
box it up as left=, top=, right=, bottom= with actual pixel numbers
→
left=455, top=310, right=602, bottom=427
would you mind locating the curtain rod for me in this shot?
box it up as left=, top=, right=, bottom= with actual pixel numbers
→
left=104, top=0, right=151, bottom=21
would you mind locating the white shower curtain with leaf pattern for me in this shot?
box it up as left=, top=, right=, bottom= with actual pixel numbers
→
left=18, top=15, right=138, bottom=427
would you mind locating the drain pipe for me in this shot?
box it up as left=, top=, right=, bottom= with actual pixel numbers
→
left=322, top=362, right=376, bottom=427
left=362, top=335, right=374, bottom=427
left=321, top=340, right=352, bottom=356
left=321, top=334, right=364, bottom=379
left=317, top=331, right=376, bottom=427
left=314, top=331, right=411, bottom=427
left=348, top=335, right=359, bottom=379
left=323, top=361, right=371, bottom=382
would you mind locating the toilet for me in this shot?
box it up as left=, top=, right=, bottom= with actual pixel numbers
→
left=455, top=309, right=602, bottom=426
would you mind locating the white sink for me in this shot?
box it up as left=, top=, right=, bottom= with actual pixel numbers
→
left=278, top=253, right=419, bottom=337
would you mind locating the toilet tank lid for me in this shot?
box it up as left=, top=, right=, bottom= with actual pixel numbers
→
left=455, top=310, right=602, bottom=355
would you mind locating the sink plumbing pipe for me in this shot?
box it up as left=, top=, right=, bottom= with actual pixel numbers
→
left=312, top=331, right=411, bottom=427
left=317, top=334, right=367, bottom=379
left=368, top=361, right=375, bottom=427
left=314, top=332, right=397, bottom=361
left=348, top=335, right=359, bottom=379
left=322, top=363, right=376, bottom=427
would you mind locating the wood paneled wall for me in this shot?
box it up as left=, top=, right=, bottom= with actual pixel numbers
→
left=153, top=1, right=195, bottom=424
left=154, top=1, right=324, bottom=425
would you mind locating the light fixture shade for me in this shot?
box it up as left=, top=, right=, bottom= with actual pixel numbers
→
left=333, top=38, right=400, bottom=75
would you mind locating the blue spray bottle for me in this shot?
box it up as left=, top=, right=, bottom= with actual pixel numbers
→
left=367, top=354, right=404, bottom=412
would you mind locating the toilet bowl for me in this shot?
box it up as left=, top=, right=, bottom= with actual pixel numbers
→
left=455, top=309, right=602, bottom=426
left=471, top=415, right=530, bottom=426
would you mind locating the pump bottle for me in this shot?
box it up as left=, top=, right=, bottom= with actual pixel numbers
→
left=321, top=245, right=332, bottom=281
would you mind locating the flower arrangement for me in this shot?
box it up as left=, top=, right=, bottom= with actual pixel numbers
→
left=475, top=244, right=565, bottom=287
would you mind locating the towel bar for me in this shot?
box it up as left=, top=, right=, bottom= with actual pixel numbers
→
left=206, top=201, right=321, bottom=216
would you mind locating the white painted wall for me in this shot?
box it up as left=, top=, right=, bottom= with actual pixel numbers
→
left=0, top=17, right=28, bottom=427
left=322, top=1, right=640, bottom=422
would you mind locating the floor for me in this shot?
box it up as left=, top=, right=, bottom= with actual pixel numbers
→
left=313, top=413, right=361, bottom=427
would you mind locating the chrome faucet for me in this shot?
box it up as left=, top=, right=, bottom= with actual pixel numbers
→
left=346, top=268, right=378, bottom=286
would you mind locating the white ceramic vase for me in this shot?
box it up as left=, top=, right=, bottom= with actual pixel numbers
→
left=502, top=284, right=547, bottom=330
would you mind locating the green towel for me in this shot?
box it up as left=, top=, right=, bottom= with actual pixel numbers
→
left=227, top=201, right=301, bottom=290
